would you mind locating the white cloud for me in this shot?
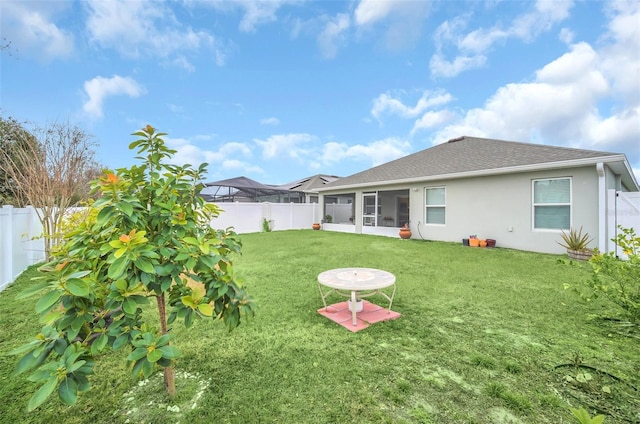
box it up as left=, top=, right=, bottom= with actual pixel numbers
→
left=85, top=0, right=222, bottom=66
left=165, top=137, right=259, bottom=176
left=599, top=0, right=640, bottom=105
left=430, top=0, right=575, bottom=78
left=260, top=117, right=280, bottom=125
left=202, top=0, right=297, bottom=33
left=321, top=137, right=411, bottom=167
left=372, top=90, right=454, bottom=120
left=429, top=53, right=487, bottom=78
left=354, top=0, right=430, bottom=50
left=411, top=110, right=456, bottom=135
left=354, top=0, right=395, bottom=26
left=317, top=13, right=350, bottom=59
left=431, top=31, right=639, bottom=167
left=82, top=75, right=145, bottom=119
left=0, top=1, right=74, bottom=60
left=254, top=133, right=316, bottom=160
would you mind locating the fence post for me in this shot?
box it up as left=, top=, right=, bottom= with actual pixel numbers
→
left=1, top=205, right=14, bottom=291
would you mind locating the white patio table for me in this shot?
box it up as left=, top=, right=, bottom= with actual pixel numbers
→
left=317, top=267, right=396, bottom=326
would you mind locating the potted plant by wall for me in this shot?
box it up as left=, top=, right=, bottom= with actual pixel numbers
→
left=312, top=223, right=321, bottom=230
left=399, top=224, right=412, bottom=239
left=558, top=226, right=594, bottom=261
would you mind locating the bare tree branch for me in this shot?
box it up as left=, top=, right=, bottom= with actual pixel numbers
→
left=0, top=118, right=101, bottom=259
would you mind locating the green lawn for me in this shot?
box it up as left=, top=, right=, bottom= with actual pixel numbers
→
left=1, top=230, right=638, bottom=423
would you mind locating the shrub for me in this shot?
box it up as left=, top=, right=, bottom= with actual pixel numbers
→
left=10, top=126, right=255, bottom=411
left=568, top=226, right=639, bottom=325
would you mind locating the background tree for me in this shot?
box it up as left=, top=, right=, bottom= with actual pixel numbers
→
left=11, top=125, right=255, bottom=411
left=0, top=117, right=101, bottom=259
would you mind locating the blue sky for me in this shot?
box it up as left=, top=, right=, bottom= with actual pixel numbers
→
left=1, top=0, right=639, bottom=185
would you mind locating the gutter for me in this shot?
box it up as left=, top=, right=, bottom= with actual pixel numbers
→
left=317, top=154, right=629, bottom=192
left=596, top=163, right=606, bottom=253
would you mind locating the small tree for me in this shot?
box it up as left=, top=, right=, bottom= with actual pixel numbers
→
left=0, top=117, right=101, bottom=259
left=567, top=226, right=640, bottom=326
left=11, top=125, right=255, bottom=411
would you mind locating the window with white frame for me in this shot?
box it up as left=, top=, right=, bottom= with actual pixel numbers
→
left=425, top=187, right=446, bottom=224
left=532, top=177, right=571, bottom=230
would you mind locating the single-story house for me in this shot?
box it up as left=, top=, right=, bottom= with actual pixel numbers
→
left=315, top=136, right=639, bottom=254
left=202, top=174, right=340, bottom=203
left=275, top=174, right=341, bottom=203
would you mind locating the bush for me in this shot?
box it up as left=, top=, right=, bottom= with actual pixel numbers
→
left=569, top=226, right=640, bottom=325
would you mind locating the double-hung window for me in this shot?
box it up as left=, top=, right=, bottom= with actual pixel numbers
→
left=425, top=187, right=446, bottom=224
left=532, top=177, right=571, bottom=230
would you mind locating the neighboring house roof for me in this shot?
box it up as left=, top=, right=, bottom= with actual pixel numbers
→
left=276, top=174, right=341, bottom=192
left=317, top=136, right=638, bottom=191
left=202, top=176, right=294, bottom=201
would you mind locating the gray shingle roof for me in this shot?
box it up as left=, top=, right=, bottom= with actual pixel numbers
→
left=322, top=136, right=622, bottom=189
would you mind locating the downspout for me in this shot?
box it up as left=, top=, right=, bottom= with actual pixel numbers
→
left=596, top=163, right=606, bottom=253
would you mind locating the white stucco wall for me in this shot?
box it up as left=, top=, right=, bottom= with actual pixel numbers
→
left=406, top=166, right=600, bottom=254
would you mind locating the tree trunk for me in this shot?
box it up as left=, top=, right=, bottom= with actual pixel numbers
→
left=156, top=294, right=176, bottom=397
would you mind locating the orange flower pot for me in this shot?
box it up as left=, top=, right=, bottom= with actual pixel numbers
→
left=469, top=238, right=480, bottom=247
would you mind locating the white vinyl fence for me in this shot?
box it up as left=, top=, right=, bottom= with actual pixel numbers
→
left=210, top=202, right=321, bottom=234
left=0, top=206, right=45, bottom=292
left=0, top=202, right=321, bottom=291
left=607, top=190, right=640, bottom=259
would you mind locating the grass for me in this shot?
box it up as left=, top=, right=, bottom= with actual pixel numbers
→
left=1, top=230, right=638, bottom=423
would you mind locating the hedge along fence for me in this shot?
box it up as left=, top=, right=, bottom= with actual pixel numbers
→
left=0, top=202, right=322, bottom=291
left=0, top=205, right=45, bottom=292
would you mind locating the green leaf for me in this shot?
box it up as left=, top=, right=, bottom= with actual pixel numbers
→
left=8, top=340, right=40, bottom=356
left=92, top=334, right=108, bottom=353
left=181, top=295, right=196, bottom=308
left=118, top=201, right=133, bottom=217
left=158, top=345, right=181, bottom=360
left=13, top=351, right=40, bottom=377
left=156, top=333, right=172, bottom=347
left=147, top=349, right=162, bottom=363
left=127, top=348, right=147, bottom=362
left=142, top=359, right=154, bottom=377
left=113, top=334, right=129, bottom=350
left=96, top=206, right=115, bottom=227
left=122, top=298, right=137, bottom=315
left=16, top=281, right=51, bottom=299
left=134, top=257, right=155, bottom=274
left=197, top=303, right=213, bottom=317
left=35, top=290, right=62, bottom=315
left=27, top=377, right=57, bottom=412
left=65, top=279, right=90, bottom=297
left=66, top=360, right=86, bottom=374
left=58, top=377, right=78, bottom=405
left=108, top=256, right=130, bottom=280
